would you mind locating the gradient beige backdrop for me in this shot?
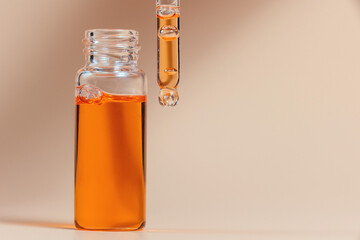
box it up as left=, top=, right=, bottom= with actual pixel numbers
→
left=0, top=0, right=360, bottom=233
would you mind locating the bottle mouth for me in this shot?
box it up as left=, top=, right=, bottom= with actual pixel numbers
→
left=83, top=29, right=140, bottom=67
left=83, top=29, right=140, bottom=51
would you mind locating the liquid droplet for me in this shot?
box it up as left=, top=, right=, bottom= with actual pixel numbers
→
left=158, top=25, right=179, bottom=40
left=77, top=84, right=103, bottom=104
left=164, top=68, right=178, bottom=75
left=159, top=88, right=179, bottom=107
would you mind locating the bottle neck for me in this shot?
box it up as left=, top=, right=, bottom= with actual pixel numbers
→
left=85, top=51, right=139, bottom=69
left=83, top=29, right=140, bottom=70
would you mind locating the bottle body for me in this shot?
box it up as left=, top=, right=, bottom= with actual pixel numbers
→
left=74, top=30, right=146, bottom=231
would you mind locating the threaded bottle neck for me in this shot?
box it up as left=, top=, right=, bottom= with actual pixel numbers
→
left=83, top=29, right=140, bottom=69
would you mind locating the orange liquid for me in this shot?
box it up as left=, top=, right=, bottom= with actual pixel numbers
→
left=75, top=94, right=146, bottom=231
left=157, top=10, right=180, bottom=88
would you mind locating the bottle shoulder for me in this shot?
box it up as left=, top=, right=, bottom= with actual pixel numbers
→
left=77, top=66, right=144, bottom=75
left=76, top=67, right=145, bottom=80
left=75, top=67, right=147, bottom=95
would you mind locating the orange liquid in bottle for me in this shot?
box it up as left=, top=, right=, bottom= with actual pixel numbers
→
left=75, top=94, right=146, bottom=231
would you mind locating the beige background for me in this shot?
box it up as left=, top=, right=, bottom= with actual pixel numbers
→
left=0, top=0, right=360, bottom=234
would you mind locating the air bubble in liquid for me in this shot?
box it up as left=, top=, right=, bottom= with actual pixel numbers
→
left=159, top=87, right=179, bottom=107
left=157, top=6, right=177, bottom=18
left=164, top=67, right=177, bottom=75
left=78, top=84, right=103, bottom=104
left=158, top=25, right=179, bottom=40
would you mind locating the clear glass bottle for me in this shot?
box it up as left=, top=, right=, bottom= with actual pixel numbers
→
left=74, top=29, right=146, bottom=231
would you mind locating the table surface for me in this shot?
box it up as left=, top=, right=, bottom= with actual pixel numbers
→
left=0, top=222, right=359, bottom=240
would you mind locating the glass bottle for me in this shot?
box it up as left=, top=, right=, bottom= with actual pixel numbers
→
left=74, top=29, right=146, bottom=231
